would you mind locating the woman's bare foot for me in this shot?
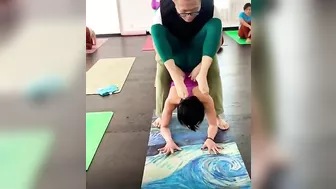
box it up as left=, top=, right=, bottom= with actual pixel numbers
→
left=152, top=117, right=162, bottom=127
left=246, top=38, right=252, bottom=43
left=216, top=116, right=230, bottom=130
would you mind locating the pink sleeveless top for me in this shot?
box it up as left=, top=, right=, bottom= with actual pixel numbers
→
left=171, top=74, right=198, bottom=97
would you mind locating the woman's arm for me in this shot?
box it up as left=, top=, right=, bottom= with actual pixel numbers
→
left=164, top=60, right=185, bottom=83
left=199, top=18, right=223, bottom=76
left=151, top=10, right=186, bottom=97
left=240, top=18, right=251, bottom=29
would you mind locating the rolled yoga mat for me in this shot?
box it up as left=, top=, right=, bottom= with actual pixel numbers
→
left=86, top=38, right=109, bottom=54
left=86, top=112, right=114, bottom=170
left=0, top=130, right=53, bottom=189
left=141, top=113, right=251, bottom=189
left=225, top=30, right=251, bottom=45
left=86, top=57, right=135, bottom=94
left=142, top=35, right=154, bottom=51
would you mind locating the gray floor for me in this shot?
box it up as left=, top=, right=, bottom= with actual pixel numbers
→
left=86, top=34, right=251, bottom=189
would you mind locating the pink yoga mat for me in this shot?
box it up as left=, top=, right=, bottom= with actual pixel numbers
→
left=142, top=36, right=154, bottom=51
left=86, top=38, right=108, bottom=54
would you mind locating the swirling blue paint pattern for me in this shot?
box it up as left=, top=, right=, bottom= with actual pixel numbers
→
left=142, top=115, right=250, bottom=188
left=147, top=117, right=233, bottom=150
left=143, top=154, right=250, bottom=189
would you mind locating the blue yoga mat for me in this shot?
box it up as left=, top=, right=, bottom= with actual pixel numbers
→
left=141, top=114, right=251, bottom=189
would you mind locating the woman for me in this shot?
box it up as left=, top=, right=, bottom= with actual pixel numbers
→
left=151, top=0, right=229, bottom=130
left=238, top=3, right=252, bottom=43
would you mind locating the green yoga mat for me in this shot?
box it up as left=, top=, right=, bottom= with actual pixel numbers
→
left=86, top=111, right=114, bottom=170
left=0, top=130, right=53, bottom=189
left=225, top=30, right=251, bottom=45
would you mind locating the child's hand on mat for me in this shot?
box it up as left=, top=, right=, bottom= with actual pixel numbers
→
left=196, top=74, right=209, bottom=94
left=189, top=64, right=201, bottom=81
left=159, top=141, right=182, bottom=155
left=201, top=139, right=223, bottom=154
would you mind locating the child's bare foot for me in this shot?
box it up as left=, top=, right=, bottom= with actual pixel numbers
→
left=246, top=38, right=252, bottom=43
left=216, top=116, right=229, bottom=130
left=152, top=117, right=162, bottom=127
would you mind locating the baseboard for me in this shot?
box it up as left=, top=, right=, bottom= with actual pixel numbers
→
left=223, top=26, right=239, bottom=31
left=145, top=27, right=238, bottom=35
left=96, top=33, right=121, bottom=38
left=121, top=30, right=147, bottom=36
left=97, top=26, right=239, bottom=38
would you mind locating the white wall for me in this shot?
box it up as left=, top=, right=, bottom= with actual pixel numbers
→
left=117, top=0, right=153, bottom=35
left=85, top=0, right=250, bottom=35
left=117, top=0, right=242, bottom=34
left=86, top=0, right=120, bottom=34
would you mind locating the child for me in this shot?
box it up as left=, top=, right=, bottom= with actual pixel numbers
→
left=86, top=27, right=96, bottom=50
left=158, top=73, right=228, bottom=155
left=238, top=3, right=252, bottom=43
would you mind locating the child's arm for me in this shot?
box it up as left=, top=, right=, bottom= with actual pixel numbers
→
left=194, top=89, right=218, bottom=139
left=160, top=97, right=177, bottom=143
left=203, top=95, right=219, bottom=140
left=201, top=94, right=224, bottom=154
left=194, top=88, right=222, bottom=153
left=159, top=97, right=182, bottom=155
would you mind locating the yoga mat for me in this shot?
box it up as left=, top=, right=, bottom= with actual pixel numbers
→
left=86, top=57, right=135, bottom=94
left=86, top=38, right=108, bottom=54
left=86, top=112, right=114, bottom=170
left=225, top=30, right=251, bottom=45
left=142, top=36, right=154, bottom=51
left=0, top=130, right=53, bottom=189
left=142, top=114, right=251, bottom=189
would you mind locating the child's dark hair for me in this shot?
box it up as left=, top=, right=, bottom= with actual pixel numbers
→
left=177, top=96, right=205, bottom=131
left=244, top=3, right=251, bottom=10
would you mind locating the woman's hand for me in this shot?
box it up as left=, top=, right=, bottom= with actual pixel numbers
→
left=174, top=76, right=188, bottom=99
left=167, top=63, right=188, bottom=99
left=189, top=63, right=201, bottom=81
left=196, top=73, right=209, bottom=94
left=158, top=141, right=182, bottom=155
left=201, top=139, right=223, bottom=154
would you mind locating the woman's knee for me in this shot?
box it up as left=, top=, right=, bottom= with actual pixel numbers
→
left=151, top=24, right=166, bottom=38
left=204, top=18, right=222, bottom=29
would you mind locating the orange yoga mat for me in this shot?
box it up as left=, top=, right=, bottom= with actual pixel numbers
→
left=142, top=36, right=154, bottom=51
left=86, top=38, right=108, bottom=54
